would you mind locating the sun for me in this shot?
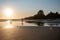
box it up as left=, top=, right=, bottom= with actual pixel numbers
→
left=4, top=8, right=13, bottom=16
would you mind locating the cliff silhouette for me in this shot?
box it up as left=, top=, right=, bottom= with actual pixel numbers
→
left=24, top=10, right=60, bottom=20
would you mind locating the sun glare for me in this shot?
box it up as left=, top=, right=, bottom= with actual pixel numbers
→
left=5, top=25, right=13, bottom=28
left=4, top=20, right=13, bottom=28
left=4, top=8, right=13, bottom=16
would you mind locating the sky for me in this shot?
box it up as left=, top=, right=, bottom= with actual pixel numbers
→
left=0, top=0, right=60, bottom=19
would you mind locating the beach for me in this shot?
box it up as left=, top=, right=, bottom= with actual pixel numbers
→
left=0, top=27, right=60, bottom=40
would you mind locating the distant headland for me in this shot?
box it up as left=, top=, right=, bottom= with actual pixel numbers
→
left=23, top=10, right=60, bottom=20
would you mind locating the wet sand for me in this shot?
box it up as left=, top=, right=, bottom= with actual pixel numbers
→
left=0, top=27, right=60, bottom=40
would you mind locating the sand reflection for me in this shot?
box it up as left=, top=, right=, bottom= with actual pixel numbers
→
left=5, top=24, right=13, bottom=28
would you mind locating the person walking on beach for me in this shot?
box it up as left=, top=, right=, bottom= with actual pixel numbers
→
left=10, top=21, right=12, bottom=24
left=21, top=19, right=23, bottom=26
